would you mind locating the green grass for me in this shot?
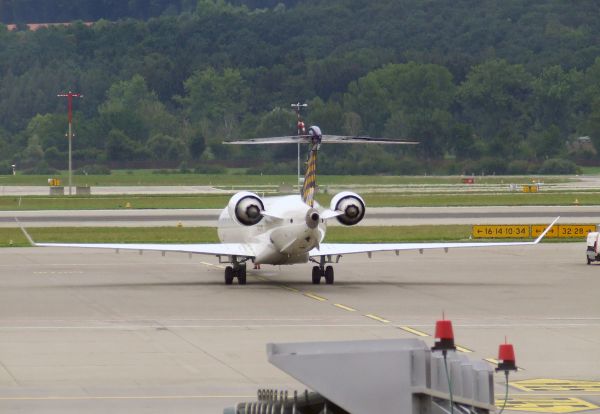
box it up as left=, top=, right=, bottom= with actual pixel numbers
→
left=0, top=171, right=570, bottom=186
left=0, top=225, right=553, bottom=247
left=0, top=194, right=231, bottom=210
left=326, top=225, right=472, bottom=242
left=360, top=192, right=600, bottom=207
left=28, top=227, right=220, bottom=244
left=1, top=191, right=599, bottom=211
left=579, top=166, right=600, bottom=174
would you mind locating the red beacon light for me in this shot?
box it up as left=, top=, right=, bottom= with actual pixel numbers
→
left=297, top=121, right=306, bottom=134
left=496, top=341, right=517, bottom=372
left=431, top=318, right=456, bottom=353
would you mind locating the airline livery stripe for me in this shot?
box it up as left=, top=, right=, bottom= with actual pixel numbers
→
left=302, top=147, right=318, bottom=207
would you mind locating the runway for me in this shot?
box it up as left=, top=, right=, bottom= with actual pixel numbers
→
left=1, top=205, right=600, bottom=227
left=0, top=244, right=598, bottom=413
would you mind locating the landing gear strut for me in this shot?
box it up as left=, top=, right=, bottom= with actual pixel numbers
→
left=224, top=257, right=247, bottom=285
left=311, top=258, right=335, bottom=285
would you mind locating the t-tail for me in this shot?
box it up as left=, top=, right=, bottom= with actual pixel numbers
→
left=223, top=124, right=418, bottom=207
left=301, top=127, right=321, bottom=207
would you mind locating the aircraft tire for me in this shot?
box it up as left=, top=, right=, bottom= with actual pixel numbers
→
left=238, top=267, right=247, bottom=285
left=587, top=257, right=592, bottom=265
left=324, top=266, right=334, bottom=284
left=311, top=266, right=321, bottom=284
left=225, top=266, right=234, bottom=285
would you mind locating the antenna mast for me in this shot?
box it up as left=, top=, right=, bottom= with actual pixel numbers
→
left=291, top=102, right=307, bottom=189
left=58, top=91, right=83, bottom=196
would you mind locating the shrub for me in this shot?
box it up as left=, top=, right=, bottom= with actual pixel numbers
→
left=75, top=165, right=111, bottom=175
left=0, top=161, right=14, bottom=175
left=22, top=161, right=59, bottom=175
left=537, top=158, right=579, bottom=174
left=507, top=160, right=530, bottom=175
left=193, top=164, right=226, bottom=174
left=468, top=157, right=507, bottom=175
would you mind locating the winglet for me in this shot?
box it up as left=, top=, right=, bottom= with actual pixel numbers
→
left=15, top=218, right=36, bottom=246
left=533, top=216, right=560, bottom=244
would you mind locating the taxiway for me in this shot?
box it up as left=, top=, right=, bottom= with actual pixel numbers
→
left=0, top=244, right=598, bottom=413
left=1, top=205, right=600, bottom=227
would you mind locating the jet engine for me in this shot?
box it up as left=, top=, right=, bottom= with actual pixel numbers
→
left=227, top=191, right=265, bottom=226
left=330, top=191, right=365, bottom=226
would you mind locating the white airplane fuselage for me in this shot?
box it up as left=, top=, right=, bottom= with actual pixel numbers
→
left=217, top=195, right=326, bottom=265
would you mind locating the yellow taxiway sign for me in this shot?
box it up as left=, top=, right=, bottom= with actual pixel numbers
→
left=473, top=224, right=595, bottom=239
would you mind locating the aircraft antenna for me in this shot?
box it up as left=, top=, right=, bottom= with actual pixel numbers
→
left=291, top=102, right=308, bottom=191
left=58, top=91, right=83, bottom=196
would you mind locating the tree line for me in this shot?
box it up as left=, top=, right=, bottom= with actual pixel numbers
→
left=1, top=0, right=600, bottom=175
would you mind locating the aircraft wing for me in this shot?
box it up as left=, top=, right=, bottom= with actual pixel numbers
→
left=310, top=217, right=559, bottom=258
left=34, top=242, right=255, bottom=257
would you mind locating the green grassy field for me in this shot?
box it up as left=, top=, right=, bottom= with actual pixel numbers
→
left=579, top=166, right=600, bottom=174
left=0, top=225, right=564, bottom=248
left=1, top=191, right=599, bottom=210
left=0, top=171, right=570, bottom=186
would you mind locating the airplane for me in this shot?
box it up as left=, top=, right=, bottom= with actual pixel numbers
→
left=27, top=110, right=559, bottom=286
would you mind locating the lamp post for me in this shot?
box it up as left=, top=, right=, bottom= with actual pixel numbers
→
left=58, top=91, right=83, bottom=195
left=291, top=102, right=307, bottom=189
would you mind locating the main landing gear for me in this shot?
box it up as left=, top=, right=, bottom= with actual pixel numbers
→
left=224, top=264, right=247, bottom=285
left=312, top=265, right=334, bottom=285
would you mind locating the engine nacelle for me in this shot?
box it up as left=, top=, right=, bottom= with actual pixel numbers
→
left=227, top=191, right=265, bottom=226
left=330, top=191, right=365, bottom=226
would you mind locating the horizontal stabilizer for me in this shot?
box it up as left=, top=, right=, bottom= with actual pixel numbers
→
left=224, top=135, right=418, bottom=145
left=321, top=135, right=418, bottom=144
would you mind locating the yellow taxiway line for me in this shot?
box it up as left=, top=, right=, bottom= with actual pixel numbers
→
left=333, top=303, right=357, bottom=312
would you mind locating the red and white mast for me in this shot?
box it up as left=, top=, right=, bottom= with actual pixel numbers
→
left=291, top=102, right=307, bottom=189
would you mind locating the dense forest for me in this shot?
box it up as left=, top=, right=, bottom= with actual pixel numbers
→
left=1, top=0, right=600, bottom=175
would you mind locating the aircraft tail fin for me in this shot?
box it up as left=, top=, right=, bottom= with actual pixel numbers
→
left=224, top=129, right=418, bottom=207
left=301, top=143, right=318, bottom=207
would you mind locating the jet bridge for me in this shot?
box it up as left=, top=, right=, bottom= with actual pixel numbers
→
left=224, top=338, right=496, bottom=414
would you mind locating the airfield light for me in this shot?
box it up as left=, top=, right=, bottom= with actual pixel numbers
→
left=57, top=91, right=83, bottom=196
left=496, top=339, right=517, bottom=414
left=431, top=316, right=457, bottom=414
left=432, top=318, right=456, bottom=352
left=496, top=341, right=517, bottom=372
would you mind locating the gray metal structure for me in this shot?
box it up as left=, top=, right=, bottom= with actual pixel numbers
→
left=225, top=338, right=496, bottom=414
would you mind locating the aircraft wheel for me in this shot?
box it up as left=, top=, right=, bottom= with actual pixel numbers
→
left=587, top=257, right=592, bottom=265
left=224, top=266, right=234, bottom=285
left=324, top=266, right=334, bottom=285
left=238, top=266, right=247, bottom=285
left=311, top=266, right=321, bottom=284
